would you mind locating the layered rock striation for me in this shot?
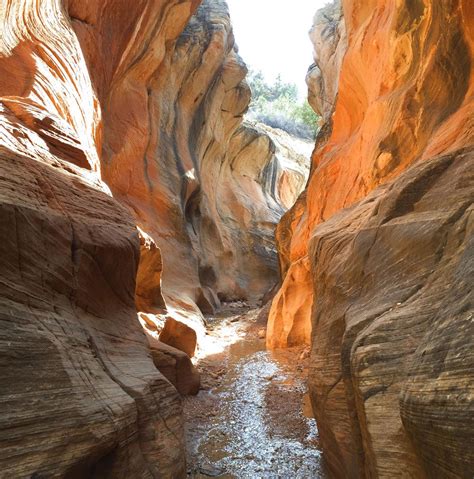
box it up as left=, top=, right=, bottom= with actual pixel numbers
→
left=270, top=0, right=474, bottom=476
left=0, top=0, right=307, bottom=475
left=310, top=150, right=473, bottom=477
left=0, top=0, right=194, bottom=477
left=267, top=1, right=348, bottom=350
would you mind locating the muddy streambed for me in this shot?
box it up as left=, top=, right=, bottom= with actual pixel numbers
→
left=184, top=306, right=327, bottom=478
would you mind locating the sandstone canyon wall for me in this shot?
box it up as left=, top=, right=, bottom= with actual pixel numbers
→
left=267, top=1, right=348, bottom=349
left=306, top=1, right=347, bottom=123
left=101, top=0, right=306, bottom=329
left=270, top=0, right=474, bottom=477
left=0, top=1, right=203, bottom=476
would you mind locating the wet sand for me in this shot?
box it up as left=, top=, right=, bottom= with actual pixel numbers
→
left=184, top=305, right=327, bottom=478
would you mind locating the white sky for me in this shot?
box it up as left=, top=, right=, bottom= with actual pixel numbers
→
left=227, top=0, right=330, bottom=98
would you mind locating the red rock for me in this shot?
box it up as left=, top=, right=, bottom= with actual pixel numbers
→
left=269, top=0, right=474, bottom=349
left=269, top=0, right=474, bottom=476
left=135, top=228, right=167, bottom=314
left=0, top=0, right=200, bottom=476
left=160, top=317, right=198, bottom=358
left=309, top=151, right=474, bottom=477
left=147, top=338, right=201, bottom=396
left=101, top=0, right=309, bottom=326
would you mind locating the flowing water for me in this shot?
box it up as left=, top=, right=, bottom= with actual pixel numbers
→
left=184, top=306, right=327, bottom=478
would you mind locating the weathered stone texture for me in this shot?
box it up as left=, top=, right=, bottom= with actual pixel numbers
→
left=0, top=0, right=200, bottom=476
left=306, top=1, right=347, bottom=122
left=102, top=0, right=308, bottom=326
left=270, top=0, right=474, bottom=476
left=309, top=150, right=473, bottom=477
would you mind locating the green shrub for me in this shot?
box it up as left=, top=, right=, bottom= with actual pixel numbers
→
left=246, top=70, right=319, bottom=140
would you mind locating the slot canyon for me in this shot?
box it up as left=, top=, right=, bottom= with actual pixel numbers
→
left=0, top=0, right=473, bottom=477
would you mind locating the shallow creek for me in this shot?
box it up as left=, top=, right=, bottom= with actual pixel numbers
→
left=184, top=305, right=327, bottom=478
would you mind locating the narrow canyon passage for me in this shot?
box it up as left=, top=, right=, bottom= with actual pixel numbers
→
left=0, top=0, right=473, bottom=477
left=184, top=305, right=327, bottom=478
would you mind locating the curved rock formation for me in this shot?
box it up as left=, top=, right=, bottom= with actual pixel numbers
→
left=310, top=151, right=473, bottom=477
left=306, top=1, right=347, bottom=122
left=0, top=0, right=201, bottom=476
left=0, top=0, right=308, bottom=475
left=102, top=0, right=308, bottom=329
left=251, top=121, right=311, bottom=210
left=267, top=1, right=347, bottom=349
left=270, top=0, right=474, bottom=476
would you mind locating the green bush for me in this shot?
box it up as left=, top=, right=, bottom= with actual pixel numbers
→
left=246, top=70, right=319, bottom=140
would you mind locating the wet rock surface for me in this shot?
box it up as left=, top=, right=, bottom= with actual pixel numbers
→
left=184, top=305, right=327, bottom=478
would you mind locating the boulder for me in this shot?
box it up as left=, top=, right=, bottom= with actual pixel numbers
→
left=160, top=317, right=198, bottom=358
left=148, top=338, right=201, bottom=396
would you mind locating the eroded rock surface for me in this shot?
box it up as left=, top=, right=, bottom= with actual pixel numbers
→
left=306, top=1, right=347, bottom=122
left=0, top=0, right=201, bottom=476
left=0, top=0, right=310, bottom=475
left=103, top=0, right=309, bottom=350
left=0, top=146, right=186, bottom=478
left=269, top=0, right=473, bottom=347
left=309, top=151, right=473, bottom=477
left=270, top=0, right=474, bottom=476
left=148, top=338, right=201, bottom=396
left=267, top=1, right=347, bottom=350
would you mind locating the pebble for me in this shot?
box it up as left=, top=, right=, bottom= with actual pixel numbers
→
left=299, top=348, right=310, bottom=360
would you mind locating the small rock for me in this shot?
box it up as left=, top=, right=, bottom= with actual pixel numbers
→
left=199, top=465, right=226, bottom=477
left=258, top=328, right=266, bottom=339
left=299, top=348, right=310, bottom=360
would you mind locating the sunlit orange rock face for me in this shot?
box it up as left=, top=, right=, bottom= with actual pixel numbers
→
left=0, top=0, right=200, bottom=476
left=270, top=0, right=474, bottom=476
left=267, top=2, right=348, bottom=349
left=101, top=0, right=305, bottom=332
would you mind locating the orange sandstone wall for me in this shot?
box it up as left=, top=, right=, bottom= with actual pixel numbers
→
left=0, top=1, right=199, bottom=476
left=105, top=0, right=307, bottom=340
left=0, top=0, right=304, bottom=474
left=268, top=0, right=473, bottom=348
left=269, top=0, right=474, bottom=476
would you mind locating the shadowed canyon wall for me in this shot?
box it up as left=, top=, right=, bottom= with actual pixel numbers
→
left=269, top=0, right=474, bottom=477
left=0, top=1, right=201, bottom=476
left=1, top=0, right=472, bottom=476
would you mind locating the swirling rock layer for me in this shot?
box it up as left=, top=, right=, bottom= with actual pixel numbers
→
left=309, top=150, right=473, bottom=477
left=0, top=0, right=199, bottom=477
left=270, top=0, right=474, bottom=476
left=103, top=0, right=307, bottom=326
left=0, top=0, right=307, bottom=475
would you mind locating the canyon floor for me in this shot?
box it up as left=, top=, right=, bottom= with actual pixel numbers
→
left=184, top=304, right=328, bottom=478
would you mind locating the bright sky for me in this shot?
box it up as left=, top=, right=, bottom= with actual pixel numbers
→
left=227, top=0, right=330, bottom=98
